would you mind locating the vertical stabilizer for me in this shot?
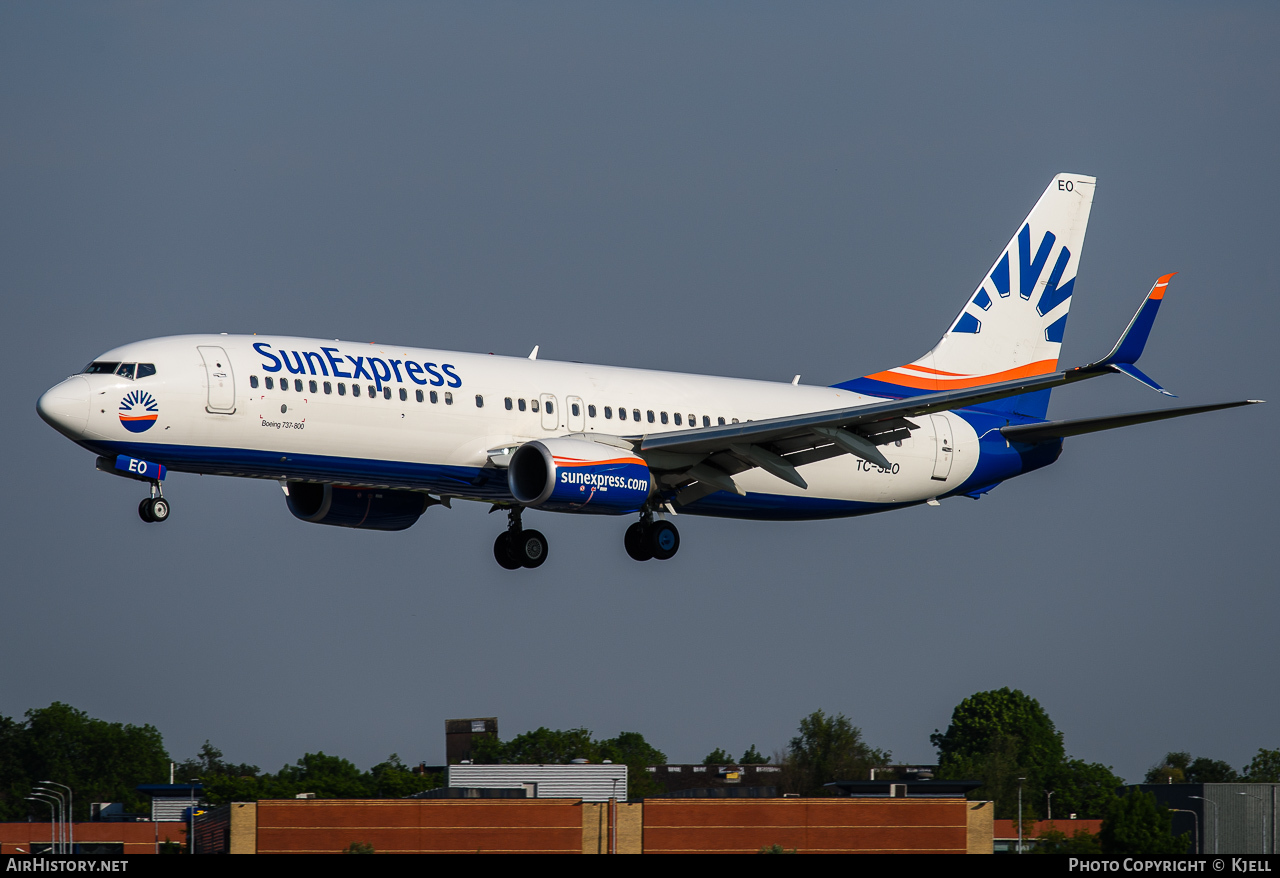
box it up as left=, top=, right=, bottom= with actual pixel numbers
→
left=837, top=173, right=1096, bottom=419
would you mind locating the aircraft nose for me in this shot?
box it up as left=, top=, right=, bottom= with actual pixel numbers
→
left=37, top=376, right=90, bottom=438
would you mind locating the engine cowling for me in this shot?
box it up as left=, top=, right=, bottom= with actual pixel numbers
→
left=285, top=482, right=432, bottom=531
left=508, top=438, right=652, bottom=514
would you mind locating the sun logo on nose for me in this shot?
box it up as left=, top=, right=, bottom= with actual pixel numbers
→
left=119, top=390, right=159, bottom=433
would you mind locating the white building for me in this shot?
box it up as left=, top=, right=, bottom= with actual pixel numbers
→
left=448, top=763, right=628, bottom=802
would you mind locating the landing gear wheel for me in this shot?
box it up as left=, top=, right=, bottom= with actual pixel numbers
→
left=148, top=497, right=170, bottom=522
left=138, top=498, right=155, bottom=523
left=513, top=529, right=548, bottom=568
left=493, top=532, right=522, bottom=570
left=625, top=522, right=653, bottom=561
left=647, top=520, right=680, bottom=560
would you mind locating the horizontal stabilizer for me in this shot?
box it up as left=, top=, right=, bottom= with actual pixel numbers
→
left=1000, top=400, right=1262, bottom=443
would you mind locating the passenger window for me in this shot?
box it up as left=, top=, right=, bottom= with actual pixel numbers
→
left=368, top=385, right=376, bottom=398
left=505, top=397, right=513, bottom=411
left=266, top=376, right=275, bottom=390
left=618, top=408, right=626, bottom=421
left=136, top=363, right=156, bottom=379
left=632, top=409, right=640, bottom=422
left=518, top=398, right=527, bottom=412
left=571, top=402, right=580, bottom=417
left=399, top=387, right=407, bottom=401
left=660, top=412, right=668, bottom=424
left=280, top=379, right=288, bottom=392
left=604, top=406, right=613, bottom=419
left=430, top=390, right=438, bottom=404
left=352, top=384, right=360, bottom=397
left=445, top=392, right=453, bottom=405
left=116, top=363, right=135, bottom=379
left=674, top=413, right=681, bottom=425
left=703, top=416, right=710, bottom=427
left=646, top=410, right=654, bottom=423
left=309, top=380, right=318, bottom=393
left=380, top=387, right=388, bottom=400
left=295, top=379, right=303, bottom=392
left=416, top=389, right=424, bottom=402
left=718, top=417, right=726, bottom=425
left=324, top=381, right=332, bottom=394
left=531, top=399, right=539, bottom=413
left=338, top=382, right=347, bottom=396
left=250, top=375, right=259, bottom=389
left=546, top=401, right=554, bottom=414
left=588, top=405, right=596, bottom=418
left=476, top=395, right=484, bottom=408
left=732, top=418, right=739, bottom=424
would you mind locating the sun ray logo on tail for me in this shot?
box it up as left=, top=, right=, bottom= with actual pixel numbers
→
left=119, top=390, right=159, bottom=433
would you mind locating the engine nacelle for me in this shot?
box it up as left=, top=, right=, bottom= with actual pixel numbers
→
left=508, top=438, right=652, bottom=514
left=285, top=482, right=432, bottom=531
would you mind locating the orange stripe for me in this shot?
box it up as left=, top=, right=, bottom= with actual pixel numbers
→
left=864, top=359, right=1058, bottom=390
left=1148, top=272, right=1176, bottom=300
left=896, top=364, right=971, bottom=377
left=119, top=415, right=158, bottom=422
left=553, top=456, right=645, bottom=467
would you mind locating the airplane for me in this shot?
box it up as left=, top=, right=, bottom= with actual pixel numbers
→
left=36, top=173, right=1261, bottom=569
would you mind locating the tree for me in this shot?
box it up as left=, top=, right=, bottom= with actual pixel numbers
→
left=1034, top=827, right=1102, bottom=856
left=471, top=726, right=666, bottom=799
left=1145, top=752, right=1239, bottom=784
left=931, top=688, right=1064, bottom=819
left=702, top=748, right=733, bottom=765
left=1243, top=748, right=1280, bottom=782
left=740, top=745, right=768, bottom=765
left=1099, top=789, right=1189, bottom=856
left=1045, top=759, right=1124, bottom=820
left=1144, top=752, right=1189, bottom=784
left=783, top=711, right=890, bottom=797
left=0, top=703, right=169, bottom=820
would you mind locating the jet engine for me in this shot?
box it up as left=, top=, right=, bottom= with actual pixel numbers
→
left=285, top=482, right=432, bottom=531
left=508, top=437, right=652, bottom=514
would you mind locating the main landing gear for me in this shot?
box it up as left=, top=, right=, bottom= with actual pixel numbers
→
left=137, top=483, right=170, bottom=523
left=624, top=513, right=680, bottom=562
left=493, top=506, right=548, bottom=570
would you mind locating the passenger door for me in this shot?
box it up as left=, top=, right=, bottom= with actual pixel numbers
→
left=198, top=345, right=236, bottom=414
left=930, top=414, right=953, bottom=481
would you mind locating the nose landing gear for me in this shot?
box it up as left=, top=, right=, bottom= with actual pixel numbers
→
left=493, top=506, right=548, bottom=570
left=137, top=482, right=170, bottom=523
left=625, top=513, right=679, bottom=562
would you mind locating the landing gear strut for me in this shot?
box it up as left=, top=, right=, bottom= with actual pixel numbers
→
left=137, top=482, right=170, bottom=523
left=625, top=512, right=679, bottom=562
left=493, top=506, right=548, bottom=570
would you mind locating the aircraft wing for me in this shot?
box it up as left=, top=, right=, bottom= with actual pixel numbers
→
left=622, top=364, right=1111, bottom=504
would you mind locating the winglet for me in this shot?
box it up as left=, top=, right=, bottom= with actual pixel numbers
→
left=1100, top=273, right=1175, bottom=366
left=1079, top=273, right=1179, bottom=395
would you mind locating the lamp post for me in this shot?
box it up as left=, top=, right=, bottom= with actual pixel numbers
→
left=33, top=788, right=65, bottom=854
left=189, top=779, right=198, bottom=855
left=1047, top=790, right=1055, bottom=823
left=1018, top=777, right=1026, bottom=854
left=1238, top=792, right=1265, bottom=855
left=25, top=797, right=56, bottom=854
left=41, top=782, right=73, bottom=853
left=1189, top=796, right=1218, bottom=855
left=1170, top=809, right=1199, bottom=855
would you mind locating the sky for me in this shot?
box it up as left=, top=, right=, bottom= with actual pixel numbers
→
left=2, top=2, right=1276, bottom=785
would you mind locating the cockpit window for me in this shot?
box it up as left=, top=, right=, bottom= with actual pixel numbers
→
left=116, top=363, right=136, bottom=379
left=83, top=361, right=120, bottom=374
left=137, top=363, right=156, bottom=378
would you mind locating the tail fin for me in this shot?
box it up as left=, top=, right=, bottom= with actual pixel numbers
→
left=837, top=173, right=1096, bottom=419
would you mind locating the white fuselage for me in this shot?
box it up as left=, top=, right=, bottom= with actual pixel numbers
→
left=41, top=334, right=980, bottom=517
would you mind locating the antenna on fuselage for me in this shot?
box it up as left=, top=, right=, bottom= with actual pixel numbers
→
left=528, top=345, right=539, bottom=360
